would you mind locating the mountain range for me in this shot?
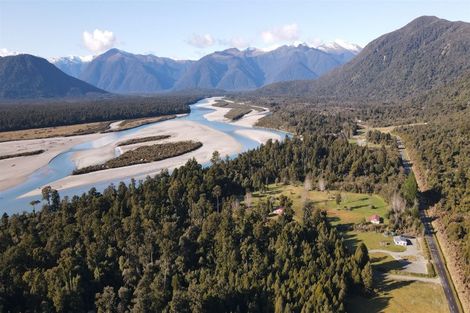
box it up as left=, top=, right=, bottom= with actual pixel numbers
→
left=4, top=16, right=468, bottom=101
left=257, top=16, right=470, bottom=101
left=0, top=54, right=106, bottom=99
left=52, top=42, right=360, bottom=93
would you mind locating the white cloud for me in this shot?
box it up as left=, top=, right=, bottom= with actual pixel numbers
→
left=217, top=36, right=251, bottom=49
left=186, top=33, right=215, bottom=48
left=82, top=29, right=116, bottom=53
left=261, top=23, right=300, bottom=44
left=0, top=48, right=19, bottom=57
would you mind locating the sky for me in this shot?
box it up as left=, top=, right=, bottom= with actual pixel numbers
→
left=0, top=0, right=469, bottom=60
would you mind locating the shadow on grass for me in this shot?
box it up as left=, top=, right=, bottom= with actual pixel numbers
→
left=346, top=271, right=415, bottom=313
left=374, top=259, right=409, bottom=272
left=350, top=204, right=370, bottom=210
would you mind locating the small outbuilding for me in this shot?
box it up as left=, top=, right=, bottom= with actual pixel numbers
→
left=272, top=207, right=285, bottom=216
left=393, top=235, right=408, bottom=246
left=369, top=214, right=382, bottom=224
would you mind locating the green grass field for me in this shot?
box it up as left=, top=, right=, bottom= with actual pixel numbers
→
left=346, top=231, right=406, bottom=253
left=252, top=183, right=389, bottom=224
left=347, top=279, right=449, bottom=313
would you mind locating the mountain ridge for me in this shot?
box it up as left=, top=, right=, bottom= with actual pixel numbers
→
left=256, top=16, right=470, bottom=101
left=0, top=54, right=107, bottom=99
left=52, top=43, right=360, bottom=93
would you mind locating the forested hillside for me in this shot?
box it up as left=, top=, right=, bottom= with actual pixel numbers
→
left=257, top=16, right=470, bottom=101
left=397, top=109, right=470, bottom=288
left=0, top=55, right=106, bottom=99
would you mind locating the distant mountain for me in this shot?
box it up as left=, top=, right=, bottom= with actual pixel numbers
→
left=51, top=55, right=93, bottom=78
left=258, top=16, right=470, bottom=101
left=172, top=44, right=358, bottom=91
left=0, top=54, right=106, bottom=99
left=51, top=44, right=360, bottom=93
left=316, top=40, right=362, bottom=64
left=77, top=49, right=193, bottom=93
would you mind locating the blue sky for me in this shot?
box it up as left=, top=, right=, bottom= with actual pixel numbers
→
left=1, top=0, right=469, bottom=60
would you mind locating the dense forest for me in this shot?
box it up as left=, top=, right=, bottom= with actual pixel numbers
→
left=397, top=109, right=470, bottom=283
left=0, top=95, right=202, bottom=132
left=0, top=113, right=412, bottom=312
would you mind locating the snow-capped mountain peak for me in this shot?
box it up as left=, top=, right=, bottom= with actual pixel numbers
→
left=316, top=40, right=362, bottom=54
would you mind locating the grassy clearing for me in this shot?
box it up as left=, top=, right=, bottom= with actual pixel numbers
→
left=252, top=183, right=389, bottom=224
left=346, top=231, right=406, bottom=253
left=252, top=184, right=404, bottom=253
left=347, top=278, right=449, bottom=313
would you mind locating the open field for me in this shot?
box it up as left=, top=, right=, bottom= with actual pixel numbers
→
left=345, top=231, right=406, bottom=253
left=347, top=277, right=449, bottom=313
left=252, top=183, right=389, bottom=224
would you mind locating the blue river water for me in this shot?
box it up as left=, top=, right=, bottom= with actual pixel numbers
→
left=0, top=98, right=289, bottom=215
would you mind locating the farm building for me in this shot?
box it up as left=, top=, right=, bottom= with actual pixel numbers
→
left=369, top=214, right=382, bottom=224
left=393, top=236, right=408, bottom=246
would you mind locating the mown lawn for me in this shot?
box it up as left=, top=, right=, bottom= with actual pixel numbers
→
left=345, top=231, right=406, bottom=253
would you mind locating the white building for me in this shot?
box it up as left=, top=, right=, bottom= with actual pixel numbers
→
left=393, top=236, right=408, bottom=246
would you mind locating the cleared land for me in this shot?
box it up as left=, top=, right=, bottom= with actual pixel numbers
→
left=73, top=141, right=202, bottom=175
left=347, top=277, right=449, bottom=313
left=252, top=183, right=389, bottom=224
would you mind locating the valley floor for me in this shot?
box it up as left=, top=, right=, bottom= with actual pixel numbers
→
left=0, top=98, right=282, bottom=203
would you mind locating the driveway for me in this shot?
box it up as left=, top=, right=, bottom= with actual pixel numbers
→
left=369, top=238, right=428, bottom=274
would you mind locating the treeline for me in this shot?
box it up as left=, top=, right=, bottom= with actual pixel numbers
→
left=397, top=110, right=470, bottom=281
left=0, top=113, right=410, bottom=312
left=0, top=95, right=203, bottom=132
left=366, top=130, right=395, bottom=146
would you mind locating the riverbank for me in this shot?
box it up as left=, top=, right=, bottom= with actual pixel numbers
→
left=2, top=97, right=286, bottom=206
left=0, top=134, right=101, bottom=191
left=19, top=119, right=243, bottom=198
